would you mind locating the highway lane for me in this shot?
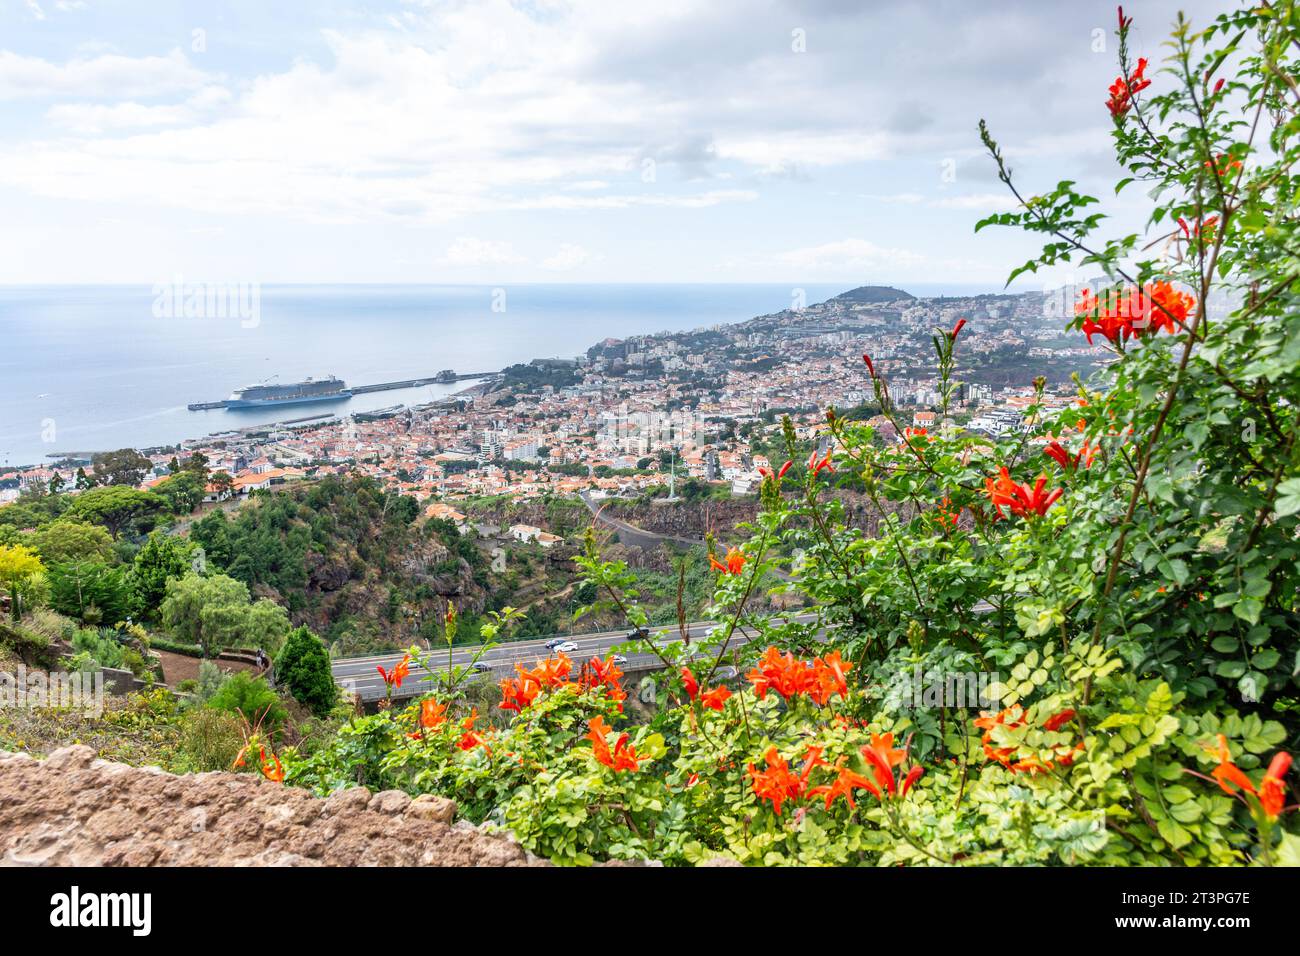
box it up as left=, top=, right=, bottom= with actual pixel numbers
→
left=332, top=613, right=819, bottom=702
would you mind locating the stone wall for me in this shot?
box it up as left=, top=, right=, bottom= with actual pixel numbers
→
left=0, top=747, right=548, bottom=867
left=99, top=667, right=150, bottom=697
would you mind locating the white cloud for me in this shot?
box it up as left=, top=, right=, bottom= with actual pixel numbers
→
left=716, top=132, right=891, bottom=174
left=511, top=190, right=757, bottom=212
left=541, top=243, right=598, bottom=272
left=929, top=192, right=1013, bottom=211
left=863, top=191, right=1013, bottom=213
left=775, top=238, right=927, bottom=276
left=0, top=18, right=766, bottom=225
left=859, top=191, right=1012, bottom=212
left=45, top=86, right=231, bottom=133
left=0, top=0, right=1229, bottom=281
left=0, top=49, right=211, bottom=100
left=0, top=0, right=1177, bottom=225
left=858, top=192, right=925, bottom=205
left=438, top=237, right=523, bottom=267
left=766, top=238, right=1002, bottom=284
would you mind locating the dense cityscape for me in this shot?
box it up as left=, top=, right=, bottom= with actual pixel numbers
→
left=1, top=284, right=1106, bottom=510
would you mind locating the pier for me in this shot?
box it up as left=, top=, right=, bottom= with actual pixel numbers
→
left=351, top=371, right=493, bottom=394
left=187, top=370, right=496, bottom=411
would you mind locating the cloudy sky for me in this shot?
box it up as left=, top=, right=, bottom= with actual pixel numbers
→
left=0, top=0, right=1227, bottom=287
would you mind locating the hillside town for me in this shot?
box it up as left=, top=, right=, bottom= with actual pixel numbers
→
left=1, top=285, right=1108, bottom=512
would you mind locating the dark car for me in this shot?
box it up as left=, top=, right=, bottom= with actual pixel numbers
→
left=543, top=638, right=567, bottom=650
left=626, top=627, right=650, bottom=641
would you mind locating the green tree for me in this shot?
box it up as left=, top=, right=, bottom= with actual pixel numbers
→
left=243, top=598, right=291, bottom=656
left=29, top=519, right=115, bottom=565
left=0, top=492, right=69, bottom=532
left=160, top=573, right=246, bottom=655
left=182, top=451, right=210, bottom=485
left=387, top=494, right=420, bottom=525
left=69, top=486, right=166, bottom=539
left=130, top=532, right=196, bottom=616
left=189, top=507, right=233, bottom=567
left=0, top=543, right=44, bottom=622
left=47, top=560, right=131, bottom=625
left=162, top=572, right=232, bottom=643
left=159, top=572, right=290, bottom=656
left=155, top=471, right=205, bottom=514
left=91, top=448, right=153, bottom=487
left=274, top=625, right=337, bottom=715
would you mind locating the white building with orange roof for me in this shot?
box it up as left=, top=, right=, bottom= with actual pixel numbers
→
left=424, top=501, right=469, bottom=530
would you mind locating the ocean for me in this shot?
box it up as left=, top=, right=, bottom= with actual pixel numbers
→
left=0, top=282, right=990, bottom=469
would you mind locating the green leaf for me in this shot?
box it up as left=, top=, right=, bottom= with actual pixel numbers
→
left=1157, top=817, right=1193, bottom=849
left=1251, top=648, right=1280, bottom=670
left=1275, top=833, right=1300, bottom=868
left=1232, top=598, right=1263, bottom=625
left=1237, top=672, right=1265, bottom=703
left=638, top=732, right=668, bottom=760
left=1216, top=660, right=1247, bottom=679
left=1274, top=478, right=1300, bottom=517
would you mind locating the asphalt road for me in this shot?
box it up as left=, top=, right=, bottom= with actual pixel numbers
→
left=332, top=613, right=819, bottom=702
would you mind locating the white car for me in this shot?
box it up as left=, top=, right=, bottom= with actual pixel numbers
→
left=554, top=641, right=579, bottom=653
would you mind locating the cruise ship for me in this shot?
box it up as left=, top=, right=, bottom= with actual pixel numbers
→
left=223, top=376, right=352, bottom=409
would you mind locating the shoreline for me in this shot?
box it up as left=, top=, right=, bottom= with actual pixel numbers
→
left=5, top=280, right=1035, bottom=473
left=0, top=283, right=866, bottom=471
left=28, top=377, right=496, bottom=469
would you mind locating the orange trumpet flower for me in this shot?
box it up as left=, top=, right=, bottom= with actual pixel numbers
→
left=710, top=546, right=746, bottom=575
left=700, top=685, right=732, bottom=711
left=586, top=715, right=640, bottom=772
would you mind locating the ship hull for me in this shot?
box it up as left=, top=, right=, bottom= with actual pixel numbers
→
left=224, top=390, right=353, bottom=409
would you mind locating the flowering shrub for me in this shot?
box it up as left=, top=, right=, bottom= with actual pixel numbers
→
left=284, top=8, right=1299, bottom=866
